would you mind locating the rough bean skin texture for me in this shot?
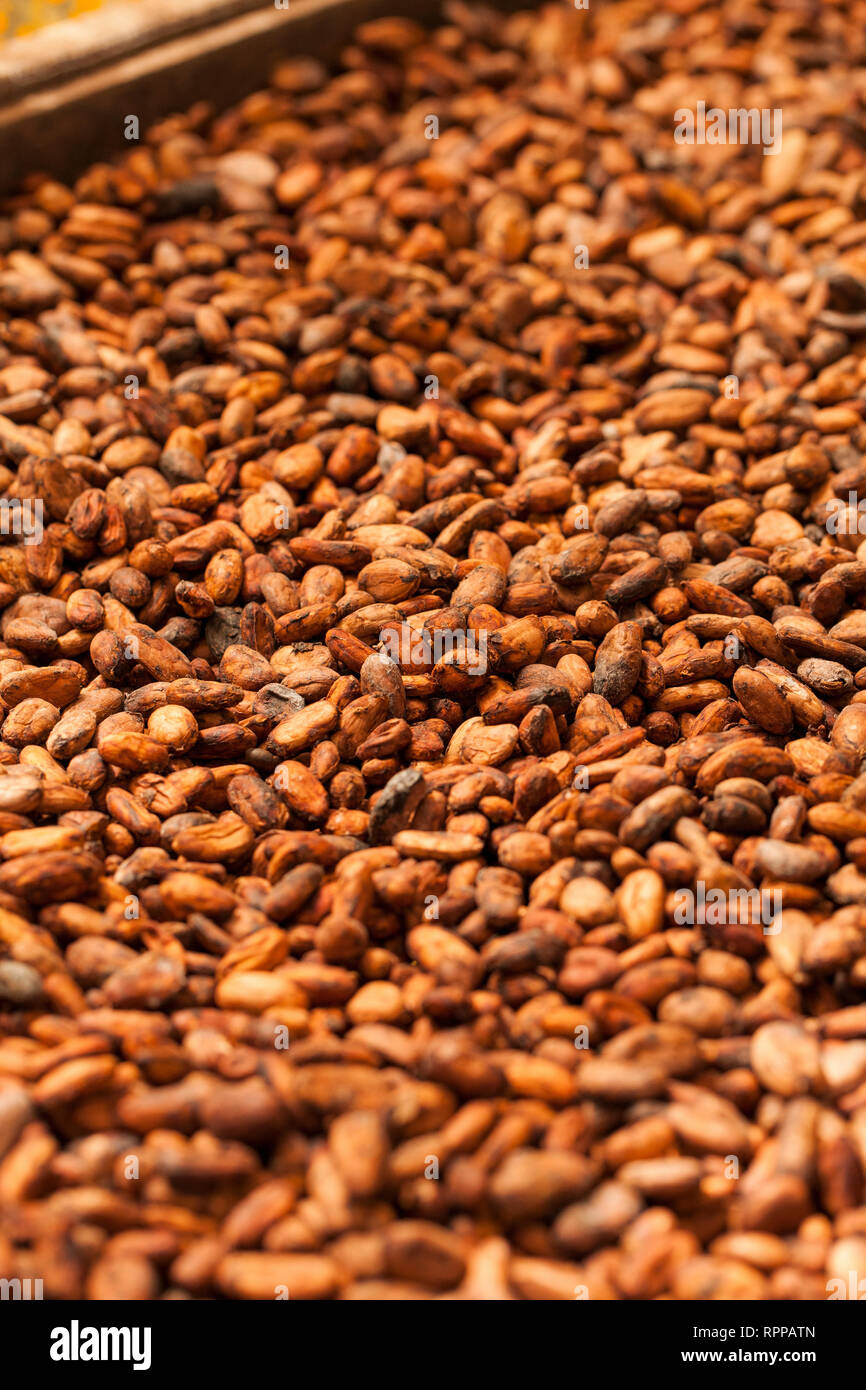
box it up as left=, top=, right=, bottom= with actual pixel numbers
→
left=2, top=0, right=866, bottom=1303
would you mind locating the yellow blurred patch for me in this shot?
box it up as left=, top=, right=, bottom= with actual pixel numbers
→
left=8, top=0, right=144, bottom=38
